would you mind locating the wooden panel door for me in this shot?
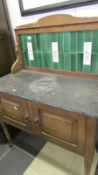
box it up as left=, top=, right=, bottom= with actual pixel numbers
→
left=40, top=105, right=86, bottom=155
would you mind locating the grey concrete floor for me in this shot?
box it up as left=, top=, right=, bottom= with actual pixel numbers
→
left=0, top=143, right=33, bottom=175
left=0, top=132, right=97, bottom=175
left=0, top=132, right=46, bottom=175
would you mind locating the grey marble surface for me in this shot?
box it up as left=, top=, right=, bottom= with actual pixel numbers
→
left=0, top=70, right=98, bottom=117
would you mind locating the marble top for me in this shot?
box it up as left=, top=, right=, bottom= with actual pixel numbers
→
left=0, top=70, right=98, bottom=117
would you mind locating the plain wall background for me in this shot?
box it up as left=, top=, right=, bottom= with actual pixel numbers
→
left=5, top=0, right=98, bottom=42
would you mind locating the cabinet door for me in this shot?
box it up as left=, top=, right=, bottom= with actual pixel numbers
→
left=40, top=105, right=86, bottom=155
left=0, top=93, right=30, bottom=128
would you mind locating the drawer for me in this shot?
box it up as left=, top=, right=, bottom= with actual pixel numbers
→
left=0, top=93, right=30, bottom=127
left=1, top=99, right=23, bottom=118
left=40, top=105, right=86, bottom=155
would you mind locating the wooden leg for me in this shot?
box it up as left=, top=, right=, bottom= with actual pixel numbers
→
left=84, top=117, right=97, bottom=175
left=0, top=122, right=13, bottom=148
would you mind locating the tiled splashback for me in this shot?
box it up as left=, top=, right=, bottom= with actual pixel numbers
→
left=19, top=30, right=98, bottom=74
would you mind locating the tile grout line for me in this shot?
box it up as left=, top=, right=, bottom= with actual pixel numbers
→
left=69, top=154, right=77, bottom=169
left=0, top=148, right=10, bottom=161
left=14, top=144, right=35, bottom=159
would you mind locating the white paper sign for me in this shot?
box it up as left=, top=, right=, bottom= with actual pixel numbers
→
left=83, top=42, right=92, bottom=65
left=27, top=36, right=32, bottom=40
left=52, top=42, right=59, bottom=62
left=27, top=42, right=34, bottom=60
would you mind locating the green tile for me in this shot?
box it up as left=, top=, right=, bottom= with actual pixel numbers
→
left=23, top=51, right=30, bottom=67
left=20, top=35, right=27, bottom=50
left=59, top=52, right=65, bottom=70
left=71, top=54, right=77, bottom=71
left=37, top=52, right=44, bottom=67
left=28, top=60, right=33, bottom=67
left=63, top=32, right=70, bottom=52
left=77, top=32, right=84, bottom=53
left=27, top=59, right=33, bottom=67
left=33, top=52, right=40, bottom=67
left=40, top=34, right=47, bottom=52
left=92, top=30, right=98, bottom=52
left=77, top=54, right=83, bottom=72
left=47, top=52, right=53, bottom=68
left=70, top=32, right=76, bottom=52
left=53, top=63, right=59, bottom=70
left=64, top=53, right=71, bottom=71
left=84, top=31, right=92, bottom=42
left=31, top=60, right=35, bottom=67
left=32, top=34, right=38, bottom=52
left=46, top=33, right=52, bottom=52
left=36, top=34, right=42, bottom=51
left=83, top=65, right=91, bottom=73
left=51, top=33, right=58, bottom=42
left=58, top=32, right=64, bottom=52
left=91, top=54, right=98, bottom=74
left=42, top=52, right=49, bottom=68
left=19, top=36, right=26, bottom=65
left=22, top=51, right=28, bottom=66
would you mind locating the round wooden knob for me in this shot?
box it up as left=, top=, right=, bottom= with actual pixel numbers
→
left=33, top=117, right=40, bottom=126
left=14, top=106, right=18, bottom=110
left=24, top=112, right=29, bottom=122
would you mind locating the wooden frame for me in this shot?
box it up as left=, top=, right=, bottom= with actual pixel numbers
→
left=12, top=14, right=98, bottom=80
left=19, top=0, right=98, bottom=16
